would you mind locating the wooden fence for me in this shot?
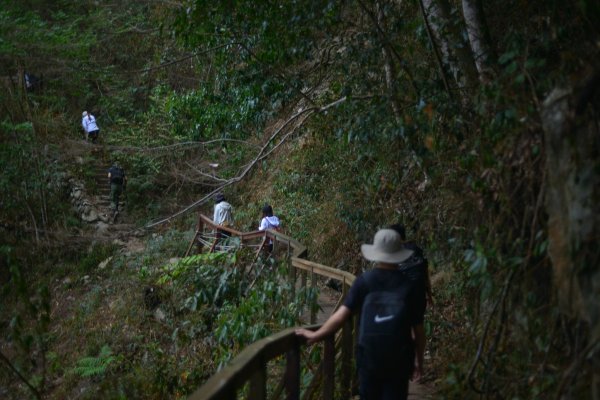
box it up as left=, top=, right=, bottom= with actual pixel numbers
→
left=185, top=214, right=357, bottom=400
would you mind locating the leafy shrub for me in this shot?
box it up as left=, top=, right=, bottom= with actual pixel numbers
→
left=70, top=345, right=121, bottom=378
left=155, top=251, right=317, bottom=371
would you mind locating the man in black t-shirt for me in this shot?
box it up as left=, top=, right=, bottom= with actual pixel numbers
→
left=296, top=229, right=426, bottom=400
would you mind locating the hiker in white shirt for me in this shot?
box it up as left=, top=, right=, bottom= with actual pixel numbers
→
left=212, top=193, right=234, bottom=249
left=213, top=193, right=233, bottom=227
left=259, top=204, right=280, bottom=252
left=81, top=111, right=100, bottom=143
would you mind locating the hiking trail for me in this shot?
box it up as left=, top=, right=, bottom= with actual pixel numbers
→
left=64, top=139, right=146, bottom=254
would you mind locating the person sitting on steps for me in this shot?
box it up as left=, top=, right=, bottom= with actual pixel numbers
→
left=107, top=162, right=126, bottom=222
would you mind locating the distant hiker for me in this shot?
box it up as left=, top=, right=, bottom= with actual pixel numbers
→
left=82, top=111, right=100, bottom=143
left=213, top=193, right=233, bottom=226
left=258, top=204, right=280, bottom=252
left=213, top=193, right=233, bottom=242
left=296, top=229, right=426, bottom=400
left=24, top=72, right=42, bottom=92
left=389, top=223, right=434, bottom=308
left=107, top=162, right=126, bottom=221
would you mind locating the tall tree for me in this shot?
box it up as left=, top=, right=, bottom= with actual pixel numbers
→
left=461, top=0, right=494, bottom=82
left=541, top=70, right=600, bottom=345
left=421, top=0, right=479, bottom=93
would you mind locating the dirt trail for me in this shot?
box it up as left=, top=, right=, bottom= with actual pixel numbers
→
left=66, top=140, right=146, bottom=252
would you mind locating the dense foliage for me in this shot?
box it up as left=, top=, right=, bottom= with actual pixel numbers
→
left=1, top=0, right=599, bottom=398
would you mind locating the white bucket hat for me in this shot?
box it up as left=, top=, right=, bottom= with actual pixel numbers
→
left=82, top=111, right=88, bottom=117
left=361, top=229, right=413, bottom=263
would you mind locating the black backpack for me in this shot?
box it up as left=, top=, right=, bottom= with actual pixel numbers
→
left=357, top=272, right=413, bottom=377
left=110, top=167, right=124, bottom=184
left=398, top=251, right=427, bottom=284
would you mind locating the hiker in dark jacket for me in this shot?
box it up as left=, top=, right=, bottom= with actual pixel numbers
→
left=107, top=163, right=126, bottom=219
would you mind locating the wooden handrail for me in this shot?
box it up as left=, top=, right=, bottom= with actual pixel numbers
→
left=188, top=326, right=320, bottom=400
left=186, top=214, right=308, bottom=259
left=186, top=214, right=356, bottom=400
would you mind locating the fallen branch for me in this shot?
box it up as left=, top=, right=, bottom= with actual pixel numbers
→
left=0, top=350, right=42, bottom=400
left=107, top=138, right=260, bottom=153
left=145, top=97, right=347, bottom=228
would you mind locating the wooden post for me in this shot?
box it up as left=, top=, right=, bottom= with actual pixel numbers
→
left=272, top=232, right=278, bottom=254
left=209, top=230, right=221, bottom=253
left=249, top=363, right=267, bottom=399
left=285, top=340, right=301, bottom=400
left=184, top=215, right=204, bottom=256
left=289, top=243, right=296, bottom=298
left=301, top=270, right=307, bottom=293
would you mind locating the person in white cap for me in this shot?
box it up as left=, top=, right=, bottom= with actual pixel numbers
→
left=296, top=229, right=426, bottom=400
left=81, top=111, right=100, bottom=143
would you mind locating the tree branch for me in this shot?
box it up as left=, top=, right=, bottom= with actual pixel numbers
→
left=144, top=97, right=347, bottom=228
left=0, top=350, right=42, bottom=400
left=126, top=42, right=241, bottom=74
left=356, top=0, right=419, bottom=98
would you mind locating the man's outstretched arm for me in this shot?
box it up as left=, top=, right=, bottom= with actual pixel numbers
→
left=295, top=305, right=351, bottom=345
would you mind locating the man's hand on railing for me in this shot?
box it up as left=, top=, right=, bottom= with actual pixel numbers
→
left=295, top=328, right=319, bottom=345
left=296, top=305, right=351, bottom=345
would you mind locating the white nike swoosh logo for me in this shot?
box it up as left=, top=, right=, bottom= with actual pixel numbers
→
left=374, top=314, right=394, bottom=323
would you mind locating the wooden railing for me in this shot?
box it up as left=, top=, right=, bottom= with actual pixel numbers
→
left=185, top=214, right=357, bottom=400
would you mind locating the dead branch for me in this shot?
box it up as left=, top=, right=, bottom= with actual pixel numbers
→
left=130, top=42, right=241, bottom=74
left=145, top=97, right=347, bottom=229
left=554, top=338, right=600, bottom=400
left=184, top=162, right=230, bottom=183
left=108, top=138, right=259, bottom=153
left=0, top=350, right=42, bottom=400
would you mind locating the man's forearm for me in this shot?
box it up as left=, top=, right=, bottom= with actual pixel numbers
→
left=296, top=305, right=351, bottom=344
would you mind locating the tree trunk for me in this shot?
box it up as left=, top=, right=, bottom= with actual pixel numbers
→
left=376, top=1, right=402, bottom=124
left=541, top=70, right=600, bottom=342
left=461, top=0, right=493, bottom=82
left=417, top=0, right=453, bottom=98
left=421, top=0, right=479, bottom=92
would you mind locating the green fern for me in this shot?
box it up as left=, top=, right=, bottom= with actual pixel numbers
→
left=70, top=345, right=117, bottom=378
